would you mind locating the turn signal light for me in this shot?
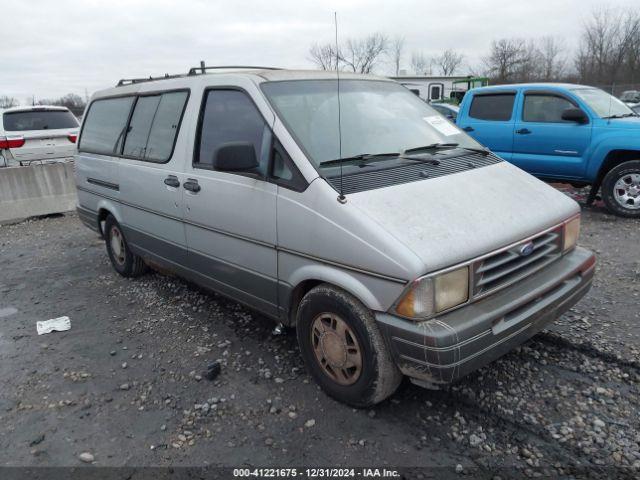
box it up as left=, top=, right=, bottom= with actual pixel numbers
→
left=563, top=215, right=581, bottom=253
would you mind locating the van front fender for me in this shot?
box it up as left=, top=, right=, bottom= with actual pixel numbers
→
left=280, top=253, right=408, bottom=318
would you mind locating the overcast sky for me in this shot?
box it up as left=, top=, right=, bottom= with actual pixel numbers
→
left=1, top=0, right=636, bottom=102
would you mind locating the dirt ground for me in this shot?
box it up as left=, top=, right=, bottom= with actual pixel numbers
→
left=0, top=193, right=638, bottom=479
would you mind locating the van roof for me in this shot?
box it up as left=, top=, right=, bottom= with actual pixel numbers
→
left=118, top=67, right=389, bottom=84
left=92, top=68, right=394, bottom=101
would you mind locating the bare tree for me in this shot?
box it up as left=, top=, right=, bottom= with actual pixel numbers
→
left=340, top=33, right=388, bottom=74
left=389, top=36, right=405, bottom=76
left=0, top=95, right=19, bottom=108
left=309, top=43, right=339, bottom=71
left=539, top=36, right=565, bottom=80
left=434, top=49, right=464, bottom=76
left=515, top=40, right=543, bottom=82
left=483, top=38, right=529, bottom=83
left=37, top=93, right=86, bottom=116
left=576, top=7, right=640, bottom=85
left=411, top=51, right=431, bottom=75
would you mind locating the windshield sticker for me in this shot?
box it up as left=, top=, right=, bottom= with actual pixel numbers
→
left=423, top=115, right=459, bottom=136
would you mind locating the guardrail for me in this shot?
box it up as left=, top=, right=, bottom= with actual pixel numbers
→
left=0, top=163, right=77, bottom=223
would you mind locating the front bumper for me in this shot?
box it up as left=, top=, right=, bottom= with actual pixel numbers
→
left=375, top=246, right=595, bottom=385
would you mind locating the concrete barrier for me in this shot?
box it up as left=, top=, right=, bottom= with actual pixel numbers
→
left=0, top=163, right=77, bottom=223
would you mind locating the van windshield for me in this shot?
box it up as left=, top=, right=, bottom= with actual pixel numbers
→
left=261, top=79, right=481, bottom=167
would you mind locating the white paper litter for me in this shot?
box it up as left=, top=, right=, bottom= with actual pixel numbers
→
left=423, top=115, right=460, bottom=136
left=37, top=316, right=71, bottom=335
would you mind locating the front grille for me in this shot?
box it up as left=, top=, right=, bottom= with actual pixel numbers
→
left=326, top=152, right=502, bottom=194
left=472, top=228, right=563, bottom=296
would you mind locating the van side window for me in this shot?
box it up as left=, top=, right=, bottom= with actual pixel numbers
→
left=469, top=93, right=515, bottom=121
left=523, top=94, right=575, bottom=123
left=123, top=91, right=188, bottom=162
left=269, top=139, right=307, bottom=192
left=79, top=97, right=135, bottom=155
left=195, top=89, right=269, bottom=175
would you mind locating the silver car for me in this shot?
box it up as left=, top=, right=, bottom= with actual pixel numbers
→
left=74, top=67, right=595, bottom=407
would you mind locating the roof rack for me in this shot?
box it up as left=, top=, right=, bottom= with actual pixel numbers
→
left=116, top=73, right=185, bottom=87
left=116, top=65, right=283, bottom=87
left=187, top=65, right=282, bottom=75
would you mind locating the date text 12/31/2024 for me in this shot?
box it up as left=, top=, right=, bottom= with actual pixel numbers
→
left=233, top=468, right=401, bottom=478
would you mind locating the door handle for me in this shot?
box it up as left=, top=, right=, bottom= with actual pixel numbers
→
left=164, top=176, right=180, bottom=188
left=515, top=128, right=531, bottom=135
left=183, top=179, right=201, bottom=193
left=462, top=126, right=474, bottom=132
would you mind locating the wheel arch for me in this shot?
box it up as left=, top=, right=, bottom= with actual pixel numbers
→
left=95, top=200, right=123, bottom=235
left=592, top=149, right=640, bottom=193
left=283, top=264, right=399, bottom=327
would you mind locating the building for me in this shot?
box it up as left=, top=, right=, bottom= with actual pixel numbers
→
left=389, top=75, right=488, bottom=103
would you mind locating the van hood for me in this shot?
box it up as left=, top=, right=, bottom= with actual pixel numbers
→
left=348, top=162, right=579, bottom=274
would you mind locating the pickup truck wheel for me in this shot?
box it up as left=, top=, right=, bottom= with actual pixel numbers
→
left=602, top=160, right=640, bottom=217
left=296, top=284, right=402, bottom=407
left=104, top=215, right=147, bottom=277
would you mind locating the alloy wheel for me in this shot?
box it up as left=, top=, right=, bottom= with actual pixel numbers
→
left=613, top=173, right=640, bottom=210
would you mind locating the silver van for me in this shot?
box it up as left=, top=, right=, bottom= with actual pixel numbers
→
left=75, top=67, right=595, bottom=407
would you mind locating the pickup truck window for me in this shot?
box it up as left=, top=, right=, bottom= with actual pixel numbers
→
left=571, top=88, right=634, bottom=118
left=469, top=93, right=515, bottom=121
left=523, top=94, right=575, bottom=123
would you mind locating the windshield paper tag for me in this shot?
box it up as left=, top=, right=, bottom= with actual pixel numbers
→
left=423, top=115, right=459, bottom=136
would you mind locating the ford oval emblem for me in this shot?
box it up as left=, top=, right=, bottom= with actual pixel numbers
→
left=519, top=242, right=535, bottom=257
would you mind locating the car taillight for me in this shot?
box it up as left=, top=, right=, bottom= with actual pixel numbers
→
left=68, top=134, right=78, bottom=144
left=0, top=136, right=25, bottom=149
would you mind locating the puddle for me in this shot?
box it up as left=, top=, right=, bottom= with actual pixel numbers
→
left=0, top=307, right=18, bottom=318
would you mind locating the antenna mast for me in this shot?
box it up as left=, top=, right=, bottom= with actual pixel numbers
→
left=335, top=12, right=346, bottom=204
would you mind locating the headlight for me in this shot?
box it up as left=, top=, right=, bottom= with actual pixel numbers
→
left=393, top=266, right=469, bottom=320
left=563, top=215, right=581, bottom=252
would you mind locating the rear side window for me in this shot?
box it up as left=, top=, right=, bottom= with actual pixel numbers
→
left=469, top=93, right=515, bottom=121
left=523, top=94, right=575, bottom=123
left=80, top=97, right=135, bottom=155
left=3, top=110, right=78, bottom=131
left=195, top=89, right=269, bottom=175
left=123, top=91, right=188, bottom=162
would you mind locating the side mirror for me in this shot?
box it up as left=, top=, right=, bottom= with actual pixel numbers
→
left=213, top=142, right=259, bottom=172
left=561, top=107, right=588, bottom=124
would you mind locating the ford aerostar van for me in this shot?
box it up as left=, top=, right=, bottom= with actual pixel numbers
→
left=75, top=67, right=595, bottom=407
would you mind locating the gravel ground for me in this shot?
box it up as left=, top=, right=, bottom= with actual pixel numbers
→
left=0, top=196, right=638, bottom=479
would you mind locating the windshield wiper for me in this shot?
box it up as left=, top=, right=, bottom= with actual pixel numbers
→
left=404, top=143, right=491, bottom=156
left=319, top=152, right=400, bottom=166
left=603, top=113, right=638, bottom=119
left=404, top=143, right=459, bottom=154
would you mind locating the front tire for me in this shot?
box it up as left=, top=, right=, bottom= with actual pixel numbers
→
left=601, top=160, right=640, bottom=218
left=296, top=284, right=402, bottom=407
left=104, top=215, right=147, bottom=277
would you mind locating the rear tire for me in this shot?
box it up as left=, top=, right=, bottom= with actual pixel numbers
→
left=296, top=284, right=402, bottom=407
left=104, top=215, right=147, bottom=277
left=601, top=160, right=640, bottom=218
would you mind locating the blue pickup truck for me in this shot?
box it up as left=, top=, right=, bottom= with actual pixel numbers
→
left=456, top=83, right=640, bottom=217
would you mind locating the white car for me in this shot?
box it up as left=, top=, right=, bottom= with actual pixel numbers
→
left=0, top=106, right=80, bottom=167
